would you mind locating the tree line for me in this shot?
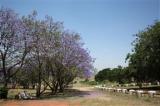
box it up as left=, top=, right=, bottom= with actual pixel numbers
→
left=0, top=7, right=94, bottom=98
left=95, top=66, right=132, bottom=84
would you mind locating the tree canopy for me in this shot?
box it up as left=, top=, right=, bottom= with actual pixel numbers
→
left=126, top=21, right=160, bottom=83
left=95, top=66, right=131, bottom=84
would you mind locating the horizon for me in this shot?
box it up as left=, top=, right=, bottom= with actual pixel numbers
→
left=0, top=0, right=159, bottom=70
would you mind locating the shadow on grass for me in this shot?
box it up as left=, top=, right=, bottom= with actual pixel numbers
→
left=38, top=88, right=91, bottom=100
left=5, top=88, right=93, bottom=100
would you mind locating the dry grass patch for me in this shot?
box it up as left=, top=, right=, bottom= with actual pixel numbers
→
left=1, top=87, right=160, bottom=106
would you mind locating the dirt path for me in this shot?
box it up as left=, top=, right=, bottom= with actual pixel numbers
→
left=1, top=100, right=70, bottom=106
left=76, top=87, right=111, bottom=101
left=73, top=87, right=108, bottom=98
left=0, top=87, right=103, bottom=106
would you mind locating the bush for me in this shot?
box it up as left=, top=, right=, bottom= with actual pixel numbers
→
left=80, top=80, right=97, bottom=85
left=88, top=81, right=97, bottom=85
left=0, top=87, right=8, bottom=99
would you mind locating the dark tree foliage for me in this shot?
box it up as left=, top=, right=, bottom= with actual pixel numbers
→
left=95, top=68, right=111, bottom=82
left=95, top=66, right=131, bottom=84
left=126, top=21, right=160, bottom=86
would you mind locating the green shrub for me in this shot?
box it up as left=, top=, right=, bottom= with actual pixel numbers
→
left=80, top=80, right=97, bottom=85
left=88, top=81, right=97, bottom=85
left=0, top=87, right=8, bottom=99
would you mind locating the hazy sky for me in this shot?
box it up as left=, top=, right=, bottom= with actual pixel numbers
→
left=0, top=0, right=159, bottom=70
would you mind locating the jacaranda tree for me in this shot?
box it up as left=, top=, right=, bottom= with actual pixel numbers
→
left=0, top=7, right=94, bottom=98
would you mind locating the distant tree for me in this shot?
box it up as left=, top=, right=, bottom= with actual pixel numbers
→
left=95, top=66, right=131, bottom=84
left=95, top=68, right=111, bottom=82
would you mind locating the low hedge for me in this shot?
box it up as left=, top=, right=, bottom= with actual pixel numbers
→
left=0, top=87, right=8, bottom=99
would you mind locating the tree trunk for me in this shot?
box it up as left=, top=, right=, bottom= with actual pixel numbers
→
left=4, top=81, right=8, bottom=88
left=59, top=82, right=64, bottom=93
left=36, top=65, right=42, bottom=97
left=137, top=82, right=142, bottom=88
left=32, top=84, right=35, bottom=89
left=59, top=87, right=64, bottom=92
left=36, top=84, right=41, bottom=97
left=51, top=82, right=58, bottom=94
left=54, top=82, right=58, bottom=94
left=2, top=57, right=8, bottom=88
left=36, top=75, right=41, bottom=97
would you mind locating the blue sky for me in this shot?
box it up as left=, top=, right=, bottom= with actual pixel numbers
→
left=0, top=0, right=159, bottom=70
